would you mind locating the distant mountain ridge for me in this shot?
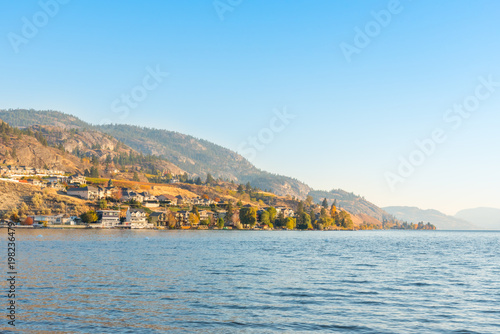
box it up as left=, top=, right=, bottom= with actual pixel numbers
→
left=455, top=208, right=500, bottom=230
left=383, top=206, right=477, bottom=230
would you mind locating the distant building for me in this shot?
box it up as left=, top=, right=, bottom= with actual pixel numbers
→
left=27, top=179, right=42, bottom=186
left=67, top=186, right=99, bottom=200
left=28, top=214, right=64, bottom=225
left=67, top=174, right=87, bottom=185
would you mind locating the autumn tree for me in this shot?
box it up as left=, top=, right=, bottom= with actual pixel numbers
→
left=239, top=207, right=257, bottom=228
left=266, top=206, right=277, bottom=224
left=188, top=213, right=199, bottom=226
left=285, top=217, right=296, bottom=230
left=80, top=210, right=98, bottom=224
left=217, top=217, right=225, bottom=229
left=191, top=206, right=200, bottom=219
left=260, top=211, right=270, bottom=226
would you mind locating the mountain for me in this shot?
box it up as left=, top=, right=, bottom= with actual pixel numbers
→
left=0, top=109, right=396, bottom=223
left=383, top=206, right=476, bottom=230
left=455, top=208, right=500, bottom=230
left=0, top=109, right=311, bottom=198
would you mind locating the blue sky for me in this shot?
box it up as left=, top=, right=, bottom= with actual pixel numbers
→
left=1, top=0, right=499, bottom=214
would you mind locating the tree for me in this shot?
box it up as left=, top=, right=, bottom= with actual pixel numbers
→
left=297, top=201, right=304, bottom=215
left=321, top=198, right=329, bottom=209
left=266, top=207, right=277, bottom=223
left=237, top=184, right=244, bottom=194
left=195, top=177, right=202, bottom=185
left=225, top=201, right=234, bottom=223
left=191, top=206, right=200, bottom=219
left=168, top=212, right=177, bottom=229
left=188, top=213, right=199, bottom=226
left=245, top=182, right=252, bottom=193
left=297, top=212, right=312, bottom=230
left=10, top=211, right=20, bottom=223
left=260, top=211, right=270, bottom=226
left=132, top=172, right=140, bottom=182
left=80, top=210, right=98, bottom=224
left=305, top=195, right=313, bottom=206
left=98, top=199, right=107, bottom=209
left=318, top=207, right=334, bottom=228
left=285, top=217, right=296, bottom=230
left=338, top=211, right=353, bottom=229
left=276, top=211, right=285, bottom=228
left=330, top=200, right=337, bottom=217
left=217, top=217, right=225, bottom=229
left=107, top=179, right=113, bottom=187
left=32, top=193, right=43, bottom=209
left=239, top=207, right=257, bottom=228
left=205, top=173, right=215, bottom=185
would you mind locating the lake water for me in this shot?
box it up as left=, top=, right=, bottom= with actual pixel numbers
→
left=2, top=230, right=500, bottom=333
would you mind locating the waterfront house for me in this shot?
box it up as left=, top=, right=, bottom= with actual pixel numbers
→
left=125, top=208, right=153, bottom=229
left=149, top=211, right=170, bottom=228
left=28, top=214, right=64, bottom=225
left=175, top=210, right=190, bottom=225
left=96, top=210, right=120, bottom=228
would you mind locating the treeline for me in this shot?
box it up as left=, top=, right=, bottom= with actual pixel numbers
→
left=0, top=109, right=89, bottom=128
left=0, top=120, right=51, bottom=147
left=386, top=221, right=436, bottom=230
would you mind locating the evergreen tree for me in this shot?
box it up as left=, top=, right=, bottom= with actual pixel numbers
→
left=205, top=173, right=215, bottom=185
left=321, top=198, right=329, bottom=209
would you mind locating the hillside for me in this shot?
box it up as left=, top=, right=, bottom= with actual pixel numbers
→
left=383, top=206, right=476, bottom=230
left=0, top=180, right=91, bottom=217
left=0, top=109, right=311, bottom=198
left=455, top=208, right=500, bottom=230
left=30, top=124, right=184, bottom=175
left=0, top=119, right=82, bottom=172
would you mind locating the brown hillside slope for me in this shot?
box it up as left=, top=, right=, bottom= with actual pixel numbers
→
left=0, top=180, right=91, bottom=217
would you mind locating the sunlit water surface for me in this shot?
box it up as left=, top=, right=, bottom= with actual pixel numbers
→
left=1, top=230, right=500, bottom=333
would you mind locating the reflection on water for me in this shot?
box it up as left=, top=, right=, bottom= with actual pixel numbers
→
left=1, top=230, right=500, bottom=333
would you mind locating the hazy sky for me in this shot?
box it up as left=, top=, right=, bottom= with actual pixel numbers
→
left=1, top=1, right=499, bottom=215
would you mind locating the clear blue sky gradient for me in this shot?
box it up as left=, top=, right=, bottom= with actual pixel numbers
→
left=1, top=0, right=499, bottom=214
